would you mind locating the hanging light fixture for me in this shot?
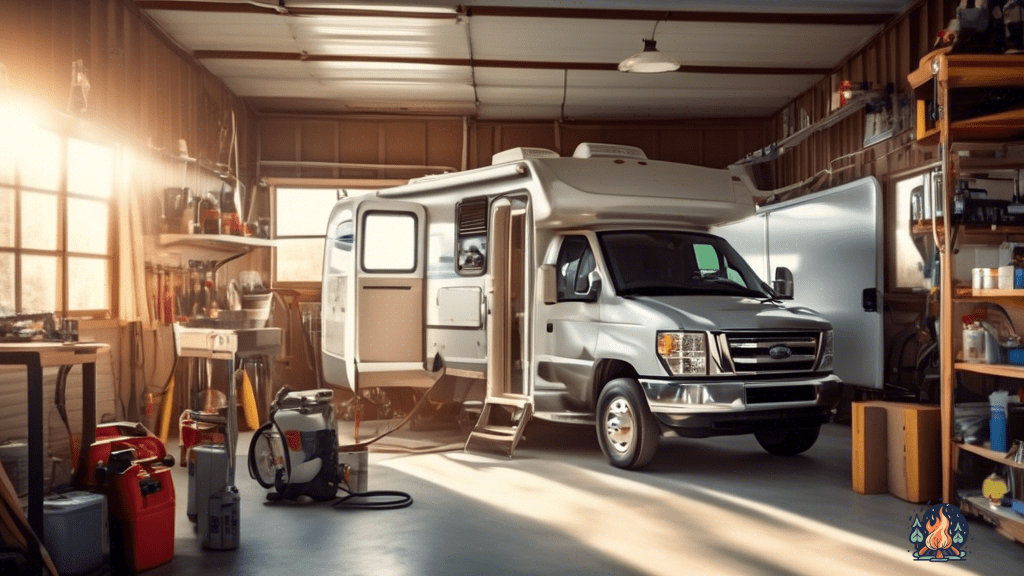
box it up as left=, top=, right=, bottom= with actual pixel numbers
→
left=618, top=19, right=679, bottom=74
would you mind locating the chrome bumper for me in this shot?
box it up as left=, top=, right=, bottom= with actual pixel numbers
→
left=639, top=374, right=841, bottom=415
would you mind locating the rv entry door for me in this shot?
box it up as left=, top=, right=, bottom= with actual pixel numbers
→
left=353, top=200, right=429, bottom=388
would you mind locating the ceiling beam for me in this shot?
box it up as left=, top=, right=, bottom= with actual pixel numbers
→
left=133, top=1, right=459, bottom=19
left=136, top=2, right=894, bottom=26
left=461, top=7, right=895, bottom=26
left=194, top=50, right=830, bottom=76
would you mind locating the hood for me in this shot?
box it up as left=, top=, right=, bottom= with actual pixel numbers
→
left=628, top=294, right=832, bottom=332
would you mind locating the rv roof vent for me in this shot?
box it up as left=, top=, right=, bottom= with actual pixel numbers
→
left=572, top=143, right=647, bottom=160
left=491, top=147, right=560, bottom=165
left=457, top=197, right=488, bottom=236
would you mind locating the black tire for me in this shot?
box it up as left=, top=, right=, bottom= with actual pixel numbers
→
left=596, top=378, right=660, bottom=469
left=248, top=422, right=279, bottom=488
left=754, top=426, right=821, bottom=456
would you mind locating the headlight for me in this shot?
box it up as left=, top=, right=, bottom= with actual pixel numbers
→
left=657, top=332, right=707, bottom=376
left=818, top=330, right=834, bottom=372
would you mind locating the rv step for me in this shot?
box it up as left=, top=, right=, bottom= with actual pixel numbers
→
left=532, top=411, right=596, bottom=426
left=464, top=397, right=533, bottom=458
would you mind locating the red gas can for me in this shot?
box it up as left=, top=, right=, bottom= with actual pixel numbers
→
left=108, top=463, right=175, bottom=572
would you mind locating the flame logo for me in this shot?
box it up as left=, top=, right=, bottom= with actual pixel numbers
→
left=924, top=507, right=952, bottom=551
left=911, top=504, right=968, bottom=562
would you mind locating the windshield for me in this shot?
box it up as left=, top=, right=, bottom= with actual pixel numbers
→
left=597, top=230, right=771, bottom=298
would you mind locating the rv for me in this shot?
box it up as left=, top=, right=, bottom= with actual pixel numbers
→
left=320, top=143, right=840, bottom=469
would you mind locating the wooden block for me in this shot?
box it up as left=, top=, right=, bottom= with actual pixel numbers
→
left=852, top=402, right=888, bottom=494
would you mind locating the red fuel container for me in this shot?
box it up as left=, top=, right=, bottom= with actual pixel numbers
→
left=109, top=463, right=176, bottom=572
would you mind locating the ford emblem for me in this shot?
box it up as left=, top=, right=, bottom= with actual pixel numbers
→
left=768, top=346, right=792, bottom=360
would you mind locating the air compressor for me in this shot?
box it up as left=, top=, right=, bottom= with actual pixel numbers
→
left=248, top=388, right=345, bottom=501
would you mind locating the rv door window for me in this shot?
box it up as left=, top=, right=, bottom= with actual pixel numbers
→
left=556, top=235, right=597, bottom=302
left=362, top=212, right=417, bottom=273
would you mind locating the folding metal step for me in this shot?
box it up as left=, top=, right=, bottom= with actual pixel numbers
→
left=464, top=394, right=533, bottom=458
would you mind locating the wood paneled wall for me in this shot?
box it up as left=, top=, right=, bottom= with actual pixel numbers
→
left=764, top=0, right=957, bottom=191
left=257, top=116, right=769, bottom=180
left=1, top=0, right=256, bottom=180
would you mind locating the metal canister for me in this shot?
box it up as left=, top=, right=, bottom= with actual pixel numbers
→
left=963, top=323, right=986, bottom=363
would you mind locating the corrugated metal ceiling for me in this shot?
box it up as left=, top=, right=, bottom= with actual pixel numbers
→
left=136, top=0, right=916, bottom=120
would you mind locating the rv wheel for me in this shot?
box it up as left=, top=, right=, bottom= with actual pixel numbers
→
left=596, top=378, right=659, bottom=469
left=753, top=426, right=820, bottom=456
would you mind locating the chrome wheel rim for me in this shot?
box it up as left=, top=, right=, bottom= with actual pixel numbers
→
left=604, top=397, right=635, bottom=454
left=253, top=433, right=278, bottom=485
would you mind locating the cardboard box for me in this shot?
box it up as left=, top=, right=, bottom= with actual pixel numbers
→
left=852, top=401, right=941, bottom=503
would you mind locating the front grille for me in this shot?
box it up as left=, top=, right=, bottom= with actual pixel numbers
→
left=725, top=331, right=819, bottom=374
left=746, top=385, right=817, bottom=404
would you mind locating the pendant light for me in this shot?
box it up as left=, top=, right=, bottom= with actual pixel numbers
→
left=618, top=19, right=679, bottom=74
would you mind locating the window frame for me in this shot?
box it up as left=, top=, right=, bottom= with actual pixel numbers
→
left=0, top=109, right=117, bottom=319
left=267, top=178, right=406, bottom=288
left=555, top=235, right=599, bottom=303
left=359, top=210, right=419, bottom=274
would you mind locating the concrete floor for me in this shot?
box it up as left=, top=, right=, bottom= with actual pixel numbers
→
left=148, top=422, right=1024, bottom=576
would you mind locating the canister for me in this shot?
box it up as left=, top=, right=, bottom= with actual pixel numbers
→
left=1000, top=265, right=1015, bottom=290
left=982, top=268, right=1000, bottom=290
left=963, top=323, right=986, bottom=363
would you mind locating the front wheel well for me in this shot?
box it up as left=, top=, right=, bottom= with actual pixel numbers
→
left=591, top=359, right=639, bottom=410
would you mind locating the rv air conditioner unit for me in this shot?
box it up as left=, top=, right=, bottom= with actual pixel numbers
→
left=572, top=143, right=647, bottom=160
left=491, top=147, right=560, bottom=165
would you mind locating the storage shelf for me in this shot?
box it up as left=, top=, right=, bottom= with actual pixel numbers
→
left=160, top=234, right=276, bottom=252
left=910, top=51, right=1024, bottom=92
left=954, top=361, right=1024, bottom=379
left=911, top=221, right=1024, bottom=242
left=955, top=441, right=1024, bottom=469
left=959, top=495, right=1024, bottom=546
left=955, top=288, right=1024, bottom=300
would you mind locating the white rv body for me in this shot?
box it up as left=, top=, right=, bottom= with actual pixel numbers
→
left=321, top=144, right=840, bottom=468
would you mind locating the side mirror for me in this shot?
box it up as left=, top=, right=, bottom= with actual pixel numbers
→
left=539, top=264, right=557, bottom=305
left=773, top=267, right=794, bottom=299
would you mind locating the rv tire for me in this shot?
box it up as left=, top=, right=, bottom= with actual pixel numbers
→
left=596, top=378, right=659, bottom=469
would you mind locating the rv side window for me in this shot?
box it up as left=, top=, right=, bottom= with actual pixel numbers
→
left=456, top=196, right=488, bottom=276
left=361, top=212, right=417, bottom=273
left=556, top=236, right=597, bottom=302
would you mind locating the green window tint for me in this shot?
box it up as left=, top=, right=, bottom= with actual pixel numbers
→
left=693, top=244, right=720, bottom=270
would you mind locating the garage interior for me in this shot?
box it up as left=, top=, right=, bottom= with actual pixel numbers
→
left=3, top=0, right=1024, bottom=574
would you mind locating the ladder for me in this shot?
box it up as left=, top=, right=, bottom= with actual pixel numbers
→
left=464, top=394, right=533, bottom=458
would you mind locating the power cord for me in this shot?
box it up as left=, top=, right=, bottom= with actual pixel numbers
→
left=331, top=489, right=413, bottom=511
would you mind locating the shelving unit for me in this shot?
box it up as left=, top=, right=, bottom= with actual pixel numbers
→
left=909, top=50, right=1024, bottom=545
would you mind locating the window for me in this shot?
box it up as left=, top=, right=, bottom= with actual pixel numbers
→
left=361, top=212, right=417, bottom=272
left=0, top=123, right=114, bottom=316
left=555, top=235, right=598, bottom=302
left=273, top=186, right=343, bottom=284
left=456, top=196, right=488, bottom=276
left=892, top=175, right=928, bottom=289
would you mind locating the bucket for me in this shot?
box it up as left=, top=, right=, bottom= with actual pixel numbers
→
left=0, top=439, right=29, bottom=496
left=240, top=293, right=273, bottom=328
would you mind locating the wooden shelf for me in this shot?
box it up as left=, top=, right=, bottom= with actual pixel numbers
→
left=949, top=108, right=1024, bottom=143
left=955, top=288, right=1024, bottom=300
left=954, top=361, right=1024, bottom=379
left=954, top=441, right=1024, bottom=469
left=959, top=495, right=1024, bottom=546
left=910, top=51, right=1024, bottom=92
left=159, top=234, right=276, bottom=254
left=911, top=221, right=1024, bottom=242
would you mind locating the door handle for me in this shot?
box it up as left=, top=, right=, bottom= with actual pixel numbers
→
left=862, top=288, right=878, bottom=312
left=546, top=323, right=553, bottom=333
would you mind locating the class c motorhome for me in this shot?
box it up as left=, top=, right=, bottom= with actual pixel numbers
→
left=320, top=143, right=840, bottom=469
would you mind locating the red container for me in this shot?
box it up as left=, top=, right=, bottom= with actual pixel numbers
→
left=109, top=464, right=176, bottom=572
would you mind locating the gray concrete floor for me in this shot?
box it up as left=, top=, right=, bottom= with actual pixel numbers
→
left=148, top=422, right=1024, bottom=576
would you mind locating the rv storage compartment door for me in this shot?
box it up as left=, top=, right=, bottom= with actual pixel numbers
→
left=354, top=200, right=429, bottom=388
left=714, top=177, right=884, bottom=389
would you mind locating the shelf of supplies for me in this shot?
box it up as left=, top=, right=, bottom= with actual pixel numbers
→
left=955, top=362, right=1024, bottom=379
left=955, top=288, right=1024, bottom=300
left=955, top=441, right=1024, bottom=469
left=159, top=234, right=276, bottom=253
left=910, top=51, right=1024, bottom=92
left=911, top=221, right=1024, bottom=242
left=959, top=495, right=1024, bottom=546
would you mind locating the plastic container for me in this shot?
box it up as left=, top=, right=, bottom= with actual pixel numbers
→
left=1000, top=265, right=1015, bottom=289
left=43, top=491, right=109, bottom=576
left=963, top=323, right=986, bottom=363
left=109, top=464, right=175, bottom=572
left=0, top=439, right=28, bottom=497
left=972, top=267, right=984, bottom=289
left=983, top=268, right=1000, bottom=289
left=991, top=391, right=1011, bottom=452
